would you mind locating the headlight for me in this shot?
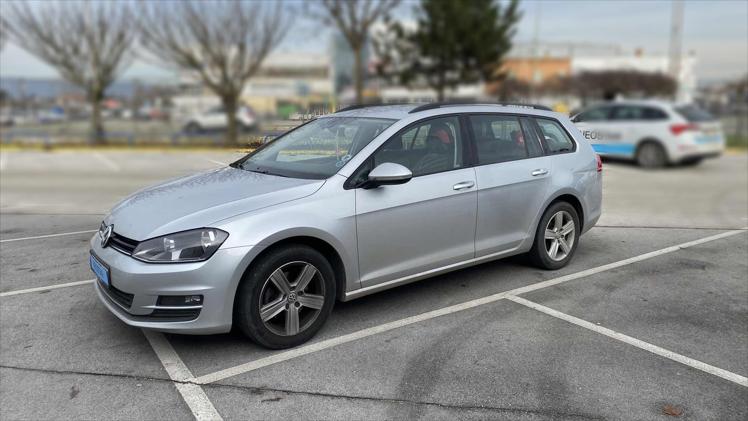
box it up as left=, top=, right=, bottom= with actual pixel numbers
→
left=132, top=228, right=229, bottom=263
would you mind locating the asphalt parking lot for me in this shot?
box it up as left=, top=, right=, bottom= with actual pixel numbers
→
left=1, top=150, right=747, bottom=420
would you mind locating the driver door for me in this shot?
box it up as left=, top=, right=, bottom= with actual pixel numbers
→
left=354, top=116, right=478, bottom=287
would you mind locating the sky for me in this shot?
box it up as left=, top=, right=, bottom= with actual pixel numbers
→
left=0, top=0, right=746, bottom=83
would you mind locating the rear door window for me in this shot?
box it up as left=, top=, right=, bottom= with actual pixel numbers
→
left=534, top=118, right=575, bottom=154
left=469, top=114, right=533, bottom=164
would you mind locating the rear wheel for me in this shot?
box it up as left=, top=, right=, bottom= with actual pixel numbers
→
left=636, top=142, right=667, bottom=168
left=528, top=202, right=580, bottom=270
left=184, top=121, right=202, bottom=134
left=235, top=245, right=335, bottom=349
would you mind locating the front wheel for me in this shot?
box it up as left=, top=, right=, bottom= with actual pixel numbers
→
left=235, top=245, right=335, bottom=349
left=528, top=202, right=580, bottom=270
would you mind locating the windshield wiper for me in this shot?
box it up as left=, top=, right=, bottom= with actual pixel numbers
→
left=245, top=166, right=288, bottom=178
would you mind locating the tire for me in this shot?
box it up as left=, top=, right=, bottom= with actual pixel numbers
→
left=184, top=122, right=202, bottom=134
left=636, top=141, right=667, bottom=168
left=528, top=202, right=581, bottom=270
left=235, top=245, right=336, bottom=349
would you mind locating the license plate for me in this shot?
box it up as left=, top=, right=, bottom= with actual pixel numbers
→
left=90, top=253, right=110, bottom=287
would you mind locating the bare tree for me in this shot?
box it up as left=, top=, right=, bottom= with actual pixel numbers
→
left=139, top=1, right=288, bottom=147
left=2, top=1, right=134, bottom=144
left=0, top=14, right=7, bottom=52
left=314, top=0, right=400, bottom=104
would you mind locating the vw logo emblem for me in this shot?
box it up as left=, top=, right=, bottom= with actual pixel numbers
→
left=100, top=224, right=113, bottom=248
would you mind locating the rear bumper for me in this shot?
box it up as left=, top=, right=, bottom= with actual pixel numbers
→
left=90, top=235, right=253, bottom=334
left=669, top=135, right=725, bottom=163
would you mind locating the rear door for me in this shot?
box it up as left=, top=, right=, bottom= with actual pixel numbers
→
left=354, top=115, right=478, bottom=287
left=609, top=105, right=670, bottom=156
left=470, top=113, right=553, bottom=256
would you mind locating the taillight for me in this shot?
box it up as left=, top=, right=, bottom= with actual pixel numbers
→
left=670, top=123, right=698, bottom=135
left=596, top=154, right=603, bottom=172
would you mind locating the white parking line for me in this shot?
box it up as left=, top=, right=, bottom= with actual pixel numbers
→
left=143, top=330, right=223, bottom=421
left=93, top=152, right=121, bottom=172
left=0, top=229, right=97, bottom=243
left=0, top=152, right=8, bottom=171
left=506, top=295, right=748, bottom=387
left=0, top=279, right=95, bottom=297
left=204, top=158, right=227, bottom=166
left=192, top=228, right=746, bottom=385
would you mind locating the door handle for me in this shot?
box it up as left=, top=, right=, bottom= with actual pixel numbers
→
left=453, top=181, right=475, bottom=190
left=531, top=168, right=549, bottom=176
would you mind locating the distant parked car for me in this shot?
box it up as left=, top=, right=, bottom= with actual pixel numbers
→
left=37, top=106, right=66, bottom=124
left=183, top=105, right=257, bottom=133
left=571, top=100, right=724, bottom=168
left=0, top=110, right=15, bottom=127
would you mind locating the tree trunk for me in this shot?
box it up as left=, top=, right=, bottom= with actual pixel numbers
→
left=223, top=95, right=239, bottom=147
left=90, top=96, right=105, bottom=145
left=353, top=47, right=364, bottom=104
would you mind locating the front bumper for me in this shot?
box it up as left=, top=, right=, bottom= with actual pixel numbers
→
left=90, top=235, right=253, bottom=334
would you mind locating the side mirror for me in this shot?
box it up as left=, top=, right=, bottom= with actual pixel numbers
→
left=365, top=162, right=412, bottom=188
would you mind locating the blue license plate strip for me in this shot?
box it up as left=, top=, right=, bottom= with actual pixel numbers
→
left=90, top=253, right=110, bottom=287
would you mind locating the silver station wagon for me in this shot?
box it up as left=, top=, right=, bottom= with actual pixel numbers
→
left=90, top=103, right=603, bottom=349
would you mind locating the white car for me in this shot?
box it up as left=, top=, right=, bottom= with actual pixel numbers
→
left=571, top=100, right=724, bottom=167
left=183, top=105, right=257, bottom=133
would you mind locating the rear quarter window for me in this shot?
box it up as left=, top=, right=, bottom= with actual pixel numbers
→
left=534, top=118, right=576, bottom=154
left=675, top=105, right=715, bottom=122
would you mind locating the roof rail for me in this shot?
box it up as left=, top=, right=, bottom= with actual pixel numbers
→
left=335, top=103, right=412, bottom=113
left=408, top=101, right=552, bottom=114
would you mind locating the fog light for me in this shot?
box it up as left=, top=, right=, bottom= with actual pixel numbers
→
left=157, top=295, right=203, bottom=306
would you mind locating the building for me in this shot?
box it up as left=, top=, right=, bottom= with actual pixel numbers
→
left=172, top=52, right=335, bottom=120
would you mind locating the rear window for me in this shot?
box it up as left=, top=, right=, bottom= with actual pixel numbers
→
left=675, top=105, right=715, bottom=122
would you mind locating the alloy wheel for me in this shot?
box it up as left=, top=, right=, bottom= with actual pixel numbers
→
left=258, top=261, right=326, bottom=336
left=544, top=210, right=575, bottom=261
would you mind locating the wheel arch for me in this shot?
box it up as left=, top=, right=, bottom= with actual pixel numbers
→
left=530, top=190, right=586, bottom=242
left=236, top=234, right=349, bottom=303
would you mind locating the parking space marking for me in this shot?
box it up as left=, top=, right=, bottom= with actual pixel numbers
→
left=192, top=228, right=746, bottom=385
left=506, top=295, right=748, bottom=387
left=143, top=330, right=223, bottom=421
left=0, top=152, right=8, bottom=171
left=0, top=229, right=97, bottom=243
left=204, top=158, right=228, bottom=166
left=0, top=279, right=95, bottom=297
left=93, top=152, right=121, bottom=172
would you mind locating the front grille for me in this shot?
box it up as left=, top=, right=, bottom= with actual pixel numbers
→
left=109, top=232, right=139, bottom=255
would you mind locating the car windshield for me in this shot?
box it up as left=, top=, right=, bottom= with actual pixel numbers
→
left=234, top=116, right=396, bottom=179
left=675, top=105, right=715, bottom=122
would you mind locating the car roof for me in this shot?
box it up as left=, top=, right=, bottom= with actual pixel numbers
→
left=328, top=103, right=558, bottom=121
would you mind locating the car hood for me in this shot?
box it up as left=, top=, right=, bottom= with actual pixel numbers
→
left=106, top=167, right=324, bottom=240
